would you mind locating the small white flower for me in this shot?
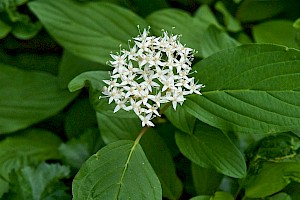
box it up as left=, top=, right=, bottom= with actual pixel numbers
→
left=102, top=27, right=204, bottom=127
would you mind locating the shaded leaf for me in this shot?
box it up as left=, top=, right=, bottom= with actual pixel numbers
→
left=192, top=163, right=223, bottom=195
left=0, top=20, right=11, bottom=39
left=236, top=0, right=287, bottom=22
left=0, top=129, right=62, bottom=180
left=29, top=0, right=148, bottom=64
left=58, top=50, right=110, bottom=89
left=175, top=121, right=246, bottom=178
left=164, top=105, right=196, bottom=134
left=269, top=193, right=291, bottom=200
left=215, top=1, right=242, bottom=32
left=253, top=20, right=298, bottom=48
left=211, top=191, right=234, bottom=200
left=199, top=25, right=240, bottom=57
left=245, top=162, right=300, bottom=198
left=64, top=98, right=98, bottom=138
left=0, top=64, right=77, bottom=133
left=7, top=163, right=70, bottom=200
left=59, top=128, right=105, bottom=169
left=72, top=140, right=162, bottom=200
left=185, top=44, right=300, bottom=134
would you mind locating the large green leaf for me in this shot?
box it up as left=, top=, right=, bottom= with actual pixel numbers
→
left=29, top=0, right=147, bottom=64
left=72, top=140, right=162, bottom=200
left=185, top=44, right=300, bottom=134
left=5, top=163, right=70, bottom=200
left=244, top=162, right=300, bottom=198
left=253, top=20, right=298, bottom=48
left=96, top=113, right=183, bottom=199
left=175, top=121, right=246, bottom=178
left=0, top=64, right=77, bottom=133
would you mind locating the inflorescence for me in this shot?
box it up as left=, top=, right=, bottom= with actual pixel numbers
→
left=101, top=27, right=204, bottom=127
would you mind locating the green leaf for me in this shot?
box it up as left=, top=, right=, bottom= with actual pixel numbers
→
left=190, top=191, right=234, bottom=200
left=96, top=114, right=183, bottom=199
left=29, top=0, right=148, bottom=64
left=164, top=104, right=196, bottom=134
left=0, top=129, right=61, bottom=180
left=190, top=195, right=211, bottom=200
left=7, top=163, right=70, bottom=200
left=0, top=177, right=9, bottom=198
left=64, top=98, right=98, bottom=138
left=211, top=191, right=234, bottom=200
left=96, top=112, right=141, bottom=143
left=175, top=121, right=246, bottom=178
left=185, top=44, right=300, bottom=134
left=68, top=71, right=109, bottom=93
left=294, top=18, right=300, bottom=29
left=58, top=50, right=110, bottom=89
left=69, top=71, right=137, bottom=118
left=59, top=128, right=105, bottom=169
left=11, top=21, right=42, bottom=40
left=72, top=140, right=162, bottom=200
left=269, top=193, right=291, bottom=200
left=253, top=20, right=298, bottom=48
left=0, top=64, right=77, bottom=133
left=0, top=20, right=11, bottom=39
left=245, top=162, right=300, bottom=198
left=199, top=25, right=240, bottom=58
left=236, top=0, right=287, bottom=22
left=215, top=1, right=242, bottom=32
left=194, top=5, right=223, bottom=30
left=192, top=163, right=223, bottom=195
left=146, top=9, right=210, bottom=57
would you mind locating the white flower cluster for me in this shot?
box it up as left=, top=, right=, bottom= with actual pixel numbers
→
left=102, top=27, right=204, bottom=127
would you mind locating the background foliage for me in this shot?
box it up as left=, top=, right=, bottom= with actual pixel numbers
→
left=1, top=0, right=300, bottom=199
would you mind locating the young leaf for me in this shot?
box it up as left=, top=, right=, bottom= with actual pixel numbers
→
left=29, top=0, right=148, bottom=64
left=6, top=163, right=70, bottom=200
left=72, top=140, right=162, bottom=200
left=175, top=121, right=246, bottom=178
left=244, top=162, right=300, bottom=198
left=0, top=64, right=77, bottom=133
left=185, top=44, right=300, bottom=134
left=253, top=20, right=298, bottom=48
